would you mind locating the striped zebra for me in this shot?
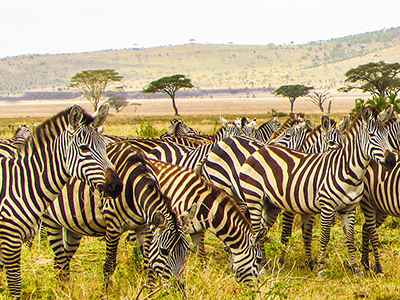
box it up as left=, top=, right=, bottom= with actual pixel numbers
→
left=0, top=104, right=123, bottom=299
left=202, top=115, right=345, bottom=267
left=147, top=158, right=267, bottom=283
left=147, top=121, right=248, bottom=170
left=359, top=115, right=400, bottom=273
left=239, top=105, right=396, bottom=275
left=41, top=142, right=190, bottom=285
left=202, top=116, right=328, bottom=207
left=254, top=117, right=281, bottom=142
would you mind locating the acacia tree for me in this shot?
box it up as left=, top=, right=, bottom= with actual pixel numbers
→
left=273, top=84, right=313, bottom=112
left=305, top=90, right=333, bottom=113
left=142, top=74, right=194, bottom=116
left=69, top=69, right=124, bottom=111
left=338, top=61, right=400, bottom=98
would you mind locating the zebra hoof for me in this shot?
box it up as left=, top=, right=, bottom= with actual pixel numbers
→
left=305, top=259, right=314, bottom=271
left=317, top=269, right=328, bottom=278
left=375, top=264, right=383, bottom=274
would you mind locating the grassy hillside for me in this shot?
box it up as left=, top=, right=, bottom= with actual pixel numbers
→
left=1, top=27, right=400, bottom=97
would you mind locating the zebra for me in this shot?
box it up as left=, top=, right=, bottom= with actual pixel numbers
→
left=147, top=120, right=249, bottom=170
left=254, top=117, right=281, bottom=142
left=41, top=142, right=191, bottom=286
left=147, top=158, right=267, bottom=283
left=0, top=104, right=123, bottom=299
left=202, top=117, right=320, bottom=207
left=238, top=105, right=396, bottom=275
left=202, top=115, right=346, bottom=267
left=359, top=115, right=400, bottom=273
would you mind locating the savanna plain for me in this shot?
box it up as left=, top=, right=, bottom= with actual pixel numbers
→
left=0, top=97, right=400, bottom=300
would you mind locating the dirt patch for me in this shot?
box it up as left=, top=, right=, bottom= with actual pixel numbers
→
left=0, top=91, right=360, bottom=118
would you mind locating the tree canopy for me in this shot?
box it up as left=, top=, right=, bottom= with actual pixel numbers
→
left=142, top=74, right=194, bottom=115
left=338, top=61, right=400, bottom=98
left=69, top=69, right=124, bottom=111
left=305, top=90, right=333, bottom=113
left=273, top=84, right=313, bottom=112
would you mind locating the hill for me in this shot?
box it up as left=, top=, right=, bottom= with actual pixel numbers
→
left=1, top=27, right=400, bottom=99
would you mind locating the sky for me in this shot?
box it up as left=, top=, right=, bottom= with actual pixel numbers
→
left=1, top=0, right=400, bottom=59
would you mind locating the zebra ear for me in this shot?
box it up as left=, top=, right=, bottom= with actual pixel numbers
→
left=179, top=203, right=197, bottom=231
left=378, top=104, right=394, bottom=123
left=338, top=115, right=350, bottom=132
left=92, top=103, right=109, bottom=128
left=97, top=125, right=105, bottom=134
left=152, top=211, right=166, bottom=229
left=361, top=105, right=374, bottom=124
left=252, top=227, right=268, bottom=244
left=321, top=115, right=331, bottom=131
left=68, top=105, right=84, bottom=130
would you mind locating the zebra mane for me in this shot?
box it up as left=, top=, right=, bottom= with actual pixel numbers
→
left=35, top=106, right=94, bottom=142
left=20, top=106, right=94, bottom=154
left=348, top=105, right=382, bottom=131
left=269, top=115, right=305, bottom=140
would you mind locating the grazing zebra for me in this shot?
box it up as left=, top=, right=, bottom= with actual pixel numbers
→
left=239, top=105, right=396, bottom=275
left=359, top=116, right=400, bottom=273
left=147, top=158, right=267, bottom=283
left=41, top=142, right=190, bottom=285
left=0, top=104, right=123, bottom=299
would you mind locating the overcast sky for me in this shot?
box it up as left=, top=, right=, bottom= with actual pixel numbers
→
left=1, top=0, right=400, bottom=59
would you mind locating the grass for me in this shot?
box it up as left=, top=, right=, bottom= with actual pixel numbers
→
left=1, top=112, right=400, bottom=299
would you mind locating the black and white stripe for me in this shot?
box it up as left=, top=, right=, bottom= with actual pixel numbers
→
left=239, top=105, right=396, bottom=275
left=42, top=142, right=189, bottom=285
left=0, top=104, right=122, bottom=298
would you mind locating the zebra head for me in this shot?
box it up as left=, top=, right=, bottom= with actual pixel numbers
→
left=64, top=104, right=123, bottom=198
left=226, top=227, right=267, bottom=283
left=359, top=105, right=396, bottom=171
left=269, top=121, right=312, bottom=150
left=148, top=209, right=190, bottom=281
left=319, top=114, right=348, bottom=151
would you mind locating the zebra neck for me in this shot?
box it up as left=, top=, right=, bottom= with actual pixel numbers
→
left=22, top=133, right=70, bottom=205
left=341, top=128, right=370, bottom=179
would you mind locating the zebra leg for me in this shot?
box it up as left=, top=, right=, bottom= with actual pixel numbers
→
left=43, top=219, right=72, bottom=280
left=367, top=210, right=388, bottom=274
left=135, top=226, right=157, bottom=285
left=360, top=198, right=376, bottom=271
left=317, top=204, right=336, bottom=275
left=339, top=209, right=362, bottom=275
left=279, top=211, right=295, bottom=266
left=301, top=214, right=315, bottom=271
left=0, top=234, right=23, bottom=299
left=190, top=231, right=206, bottom=265
left=63, top=230, right=82, bottom=272
left=104, top=230, right=121, bottom=286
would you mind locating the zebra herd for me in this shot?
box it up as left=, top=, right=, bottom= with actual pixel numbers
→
left=2, top=104, right=400, bottom=298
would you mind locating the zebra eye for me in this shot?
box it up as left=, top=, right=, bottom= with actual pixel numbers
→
left=160, top=248, right=169, bottom=256
left=79, top=145, right=90, bottom=153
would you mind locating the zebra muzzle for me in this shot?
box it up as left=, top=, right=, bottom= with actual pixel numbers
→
left=381, top=150, right=396, bottom=171
left=98, top=168, right=123, bottom=198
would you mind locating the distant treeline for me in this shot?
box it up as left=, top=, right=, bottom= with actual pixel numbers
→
left=0, top=88, right=275, bottom=101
